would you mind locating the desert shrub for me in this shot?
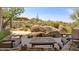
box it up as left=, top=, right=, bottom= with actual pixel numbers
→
left=46, top=21, right=54, bottom=26
left=65, top=26, right=72, bottom=34
left=53, top=23, right=59, bottom=28
left=46, top=31, right=61, bottom=37
left=25, top=25, right=31, bottom=29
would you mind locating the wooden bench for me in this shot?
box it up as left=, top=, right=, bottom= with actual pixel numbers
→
left=30, top=37, right=56, bottom=49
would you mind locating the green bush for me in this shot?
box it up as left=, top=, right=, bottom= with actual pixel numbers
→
left=65, top=26, right=72, bottom=34
left=53, top=23, right=59, bottom=28
left=0, top=29, right=11, bottom=42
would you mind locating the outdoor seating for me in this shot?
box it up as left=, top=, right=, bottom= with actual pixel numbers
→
left=21, top=45, right=55, bottom=51
left=30, top=37, right=58, bottom=50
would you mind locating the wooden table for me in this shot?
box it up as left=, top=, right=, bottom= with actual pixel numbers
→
left=30, top=37, right=56, bottom=48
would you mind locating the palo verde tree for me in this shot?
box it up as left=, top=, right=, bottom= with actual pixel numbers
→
left=2, top=7, right=24, bottom=29
left=0, top=7, right=3, bottom=31
left=70, top=8, right=79, bottom=27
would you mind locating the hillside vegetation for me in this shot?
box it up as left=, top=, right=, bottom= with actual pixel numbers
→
left=11, top=17, right=73, bottom=34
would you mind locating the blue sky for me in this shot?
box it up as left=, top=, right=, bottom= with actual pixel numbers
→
left=19, top=7, right=75, bottom=23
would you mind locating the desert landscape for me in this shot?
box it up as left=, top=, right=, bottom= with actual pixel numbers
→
left=0, top=7, right=79, bottom=51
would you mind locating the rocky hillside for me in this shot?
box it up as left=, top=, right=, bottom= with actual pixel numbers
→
left=11, top=17, right=73, bottom=34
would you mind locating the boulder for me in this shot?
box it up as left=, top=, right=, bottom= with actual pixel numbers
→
left=46, top=31, right=61, bottom=37
left=30, top=25, right=61, bottom=37
left=43, top=26, right=58, bottom=33
left=27, top=32, right=46, bottom=38
left=31, top=25, right=58, bottom=33
left=58, top=25, right=67, bottom=34
left=38, top=26, right=47, bottom=32
left=31, top=25, right=46, bottom=32
left=31, top=25, right=40, bottom=32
